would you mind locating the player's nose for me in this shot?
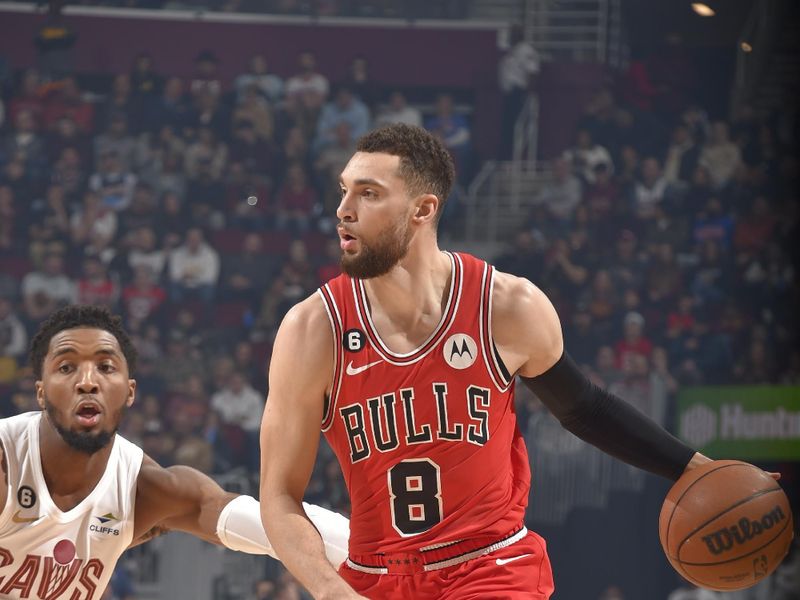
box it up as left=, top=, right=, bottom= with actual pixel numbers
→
left=336, top=191, right=356, bottom=222
left=75, top=364, right=99, bottom=394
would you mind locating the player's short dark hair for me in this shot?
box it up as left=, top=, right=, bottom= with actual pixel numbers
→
left=29, top=305, right=138, bottom=379
left=356, top=124, right=455, bottom=223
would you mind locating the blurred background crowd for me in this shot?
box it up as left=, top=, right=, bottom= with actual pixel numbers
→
left=0, top=0, right=798, bottom=598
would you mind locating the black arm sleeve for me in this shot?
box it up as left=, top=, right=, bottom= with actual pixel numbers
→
left=521, top=351, right=695, bottom=481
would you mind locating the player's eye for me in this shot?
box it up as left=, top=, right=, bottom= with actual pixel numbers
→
left=58, top=363, right=73, bottom=374
left=362, top=189, right=377, bottom=199
left=340, top=187, right=347, bottom=197
left=99, top=363, right=116, bottom=373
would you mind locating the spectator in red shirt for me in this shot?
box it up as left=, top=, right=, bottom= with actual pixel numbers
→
left=41, top=76, right=94, bottom=133
left=8, top=68, right=45, bottom=128
left=275, top=162, right=318, bottom=233
left=75, top=254, right=119, bottom=309
left=316, top=238, right=342, bottom=284
left=121, top=264, right=167, bottom=328
left=166, top=373, right=211, bottom=437
left=666, top=294, right=695, bottom=338
left=615, top=310, right=653, bottom=368
left=733, top=195, right=775, bottom=255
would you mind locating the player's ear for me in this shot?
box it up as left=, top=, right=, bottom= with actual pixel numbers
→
left=412, top=193, right=439, bottom=225
left=126, top=379, right=136, bottom=408
left=35, top=380, right=45, bottom=409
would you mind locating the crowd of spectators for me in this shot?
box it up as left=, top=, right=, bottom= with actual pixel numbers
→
left=497, top=89, right=799, bottom=397
left=0, top=28, right=798, bottom=600
left=0, top=46, right=477, bottom=507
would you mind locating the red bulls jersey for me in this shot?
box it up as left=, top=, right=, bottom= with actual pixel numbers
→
left=318, top=252, right=530, bottom=556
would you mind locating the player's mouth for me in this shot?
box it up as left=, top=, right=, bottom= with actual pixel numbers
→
left=338, top=229, right=358, bottom=251
left=74, top=399, right=103, bottom=427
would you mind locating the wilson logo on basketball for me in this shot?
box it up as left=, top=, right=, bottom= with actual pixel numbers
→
left=701, top=505, right=787, bottom=555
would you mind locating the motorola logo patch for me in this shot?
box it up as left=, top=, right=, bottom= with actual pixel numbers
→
left=443, top=333, right=477, bottom=369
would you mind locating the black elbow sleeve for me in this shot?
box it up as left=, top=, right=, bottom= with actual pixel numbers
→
left=521, top=352, right=696, bottom=481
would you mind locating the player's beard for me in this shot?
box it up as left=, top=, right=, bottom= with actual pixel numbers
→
left=340, top=216, right=412, bottom=279
left=43, top=398, right=123, bottom=455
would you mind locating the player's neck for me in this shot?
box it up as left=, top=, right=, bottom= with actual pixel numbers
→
left=38, top=414, right=113, bottom=508
left=363, top=238, right=451, bottom=329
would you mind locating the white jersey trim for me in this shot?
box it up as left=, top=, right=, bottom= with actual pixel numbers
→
left=317, top=286, right=344, bottom=432
left=479, top=264, right=513, bottom=392
left=352, top=252, right=463, bottom=366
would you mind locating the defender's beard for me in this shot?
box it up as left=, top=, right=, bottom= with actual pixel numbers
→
left=44, top=399, right=121, bottom=455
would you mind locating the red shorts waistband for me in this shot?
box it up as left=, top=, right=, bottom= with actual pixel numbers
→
left=346, top=524, right=528, bottom=575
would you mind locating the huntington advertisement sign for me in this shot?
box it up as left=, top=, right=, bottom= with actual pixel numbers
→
left=678, top=386, right=800, bottom=460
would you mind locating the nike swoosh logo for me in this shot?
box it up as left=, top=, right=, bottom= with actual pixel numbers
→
left=346, top=360, right=383, bottom=376
left=495, top=554, right=531, bottom=566
left=12, top=510, right=38, bottom=524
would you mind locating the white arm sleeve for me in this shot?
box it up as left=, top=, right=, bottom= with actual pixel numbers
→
left=215, top=495, right=350, bottom=567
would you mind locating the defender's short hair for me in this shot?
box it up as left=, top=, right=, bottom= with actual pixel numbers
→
left=29, top=305, right=137, bottom=379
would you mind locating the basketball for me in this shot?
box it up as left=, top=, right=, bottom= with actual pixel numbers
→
left=659, top=460, right=794, bottom=591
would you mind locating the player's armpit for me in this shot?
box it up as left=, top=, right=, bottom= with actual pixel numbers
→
left=127, top=524, right=170, bottom=549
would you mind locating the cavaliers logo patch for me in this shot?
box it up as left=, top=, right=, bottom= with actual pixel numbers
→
left=443, top=333, right=477, bottom=369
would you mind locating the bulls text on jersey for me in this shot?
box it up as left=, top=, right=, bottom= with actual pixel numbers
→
left=339, top=382, right=492, bottom=463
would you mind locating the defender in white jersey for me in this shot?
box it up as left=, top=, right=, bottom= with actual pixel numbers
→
left=0, top=305, right=349, bottom=599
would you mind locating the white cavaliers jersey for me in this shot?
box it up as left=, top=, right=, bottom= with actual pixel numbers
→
left=0, top=411, right=143, bottom=599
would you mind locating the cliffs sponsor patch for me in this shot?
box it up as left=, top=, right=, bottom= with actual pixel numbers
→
left=89, top=513, right=120, bottom=536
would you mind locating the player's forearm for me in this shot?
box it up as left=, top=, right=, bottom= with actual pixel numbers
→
left=522, top=351, right=695, bottom=480
left=261, top=494, right=354, bottom=599
left=161, top=465, right=238, bottom=544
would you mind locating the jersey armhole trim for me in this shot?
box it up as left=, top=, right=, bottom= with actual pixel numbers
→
left=318, top=286, right=343, bottom=432
left=0, top=430, right=14, bottom=529
left=121, top=439, right=145, bottom=549
left=479, top=264, right=513, bottom=392
left=491, top=340, right=513, bottom=383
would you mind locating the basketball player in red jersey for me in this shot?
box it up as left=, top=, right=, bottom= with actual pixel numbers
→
left=259, top=124, right=712, bottom=599
left=0, top=305, right=348, bottom=598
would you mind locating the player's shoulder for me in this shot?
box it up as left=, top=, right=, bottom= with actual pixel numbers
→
left=491, top=268, right=552, bottom=319
left=134, top=455, right=188, bottom=527
left=283, top=290, right=329, bottom=326
left=136, top=454, right=170, bottom=493
left=135, top=454, right=186, bottom=509
left=272, top=292, right=335, bottom=374
left=277, top=291, right=333, bottom=345
left=490, top=267, right=563, bottom=376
